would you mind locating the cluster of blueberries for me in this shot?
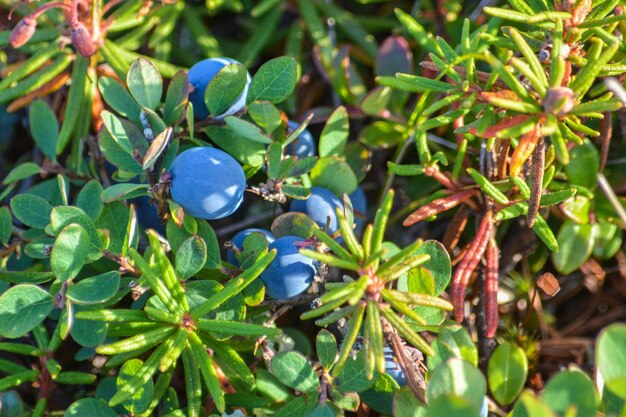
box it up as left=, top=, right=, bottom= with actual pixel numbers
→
left=164, top=57, right=369, bottom=302
left=138, top=58, right=417, bottom=387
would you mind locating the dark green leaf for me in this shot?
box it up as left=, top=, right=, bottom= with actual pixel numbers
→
left=76, top=180, right=104, bottom=219
left=64, top=398, right=116, bottom=417
left=204, top=63, right=248, bottom=116
left=163, top=70, right=189, bottom=125
left=175, top=236, right=207, bottom=280
left=316, top=329, right=337, bottom=370
left=319, top=106, right=349, bottom=158
left=542, top=370, right=598, bottom=417
left=597, top=324, right=626, bottom=398
left=487, top=342, right=528, bottom=405
left=0, top=285, right=53, bottom=339
left=552, top=221, right=595, bottom=275
left=29, top=100, right=58, bottom=160
left=310, top=156, right=357, bottom=195
left=3, top=162, right=41, bottom=186
left=117, top=359, right=154, bottom=414
left=9, top=194, right=53, bottom=229
left=270, top=351, right=318, bottom=393
left=66, top=271, right=121, bottom=305
left=51, top=223, right=90, bottom=282
left=127, top=58, right=162, bottom=110
left=248, top=56, right=298, bottom=104
left=427, top=358, right=486, bottom=412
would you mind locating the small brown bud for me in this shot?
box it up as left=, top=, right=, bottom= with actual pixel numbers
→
left=537, top=272, right=560, bottom=296
left=70, top=23, right=97, bottom=57
left=9, top=16, right=37, bottom=48
left=543, top=86, right=576, bottom=117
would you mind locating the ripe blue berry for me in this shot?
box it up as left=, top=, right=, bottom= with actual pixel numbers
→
left=187, top=57, right=251, bottom=120
left=384, top=346, right=407, bottom=386
left=169, top=147, right=246, bottom=220
left=227, top=228, right=275, bottom=266
left=260, top=236, right=317, bottom=300
left=289, top=187, right=343, bottom=234
left=285, top=121, right=317, bottom=157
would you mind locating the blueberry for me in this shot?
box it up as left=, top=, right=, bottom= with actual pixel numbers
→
left=0, top=390, right=24, bottom=417
left=285, top=120, right=317, bottom=157
left=349, top=186, right=367, bottom=233
left=289, top=187, right=343, bottom=234
left=384, top=346, right=407, bottom=386
left=187, top=57, right=251, bottom=120
left=260, top=236, right=317, bottom=300
left=227, top=228, right=275, bottom=266
left=169, top=147, right=246, bottom=220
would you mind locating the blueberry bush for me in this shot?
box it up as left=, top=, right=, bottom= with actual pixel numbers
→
left=1, top=1, right=626, bottom=416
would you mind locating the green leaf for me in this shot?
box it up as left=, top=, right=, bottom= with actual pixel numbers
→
left=99, top=129, right=144, bottom=175
left=51, top=223, right=90, bottom=282
left=319, top=106, right=349, bottom=158
left=102, top=183, right=148, bottom=203
left=425, top=395, right=478, bottom=417
left=428, top=324, right=478, bottom=371
left=270, top=351, right=319, bottom=394
left=310, top=156, right=357, bottom=195
left=50, top=206, right=103, bottom=262
left=64, top=398, right=116, bottom=417
left=274, top=395, right=319, bottom=417
left=427, top=358, right=486, bottom=412
left=9, top=194, right=53, bottom=229
left=0, top=271, right=54, bottom=284
left=487, top=342, right=528, bottom=405
left=29, top=99, right=59, bottom=160
left=511, top=391, right=557, bottom=417
left=393, top=386, right=427, bottom=417
left=565, top=140, right=599, bottom=189
left=560, top=195, right=590, bottom=224
left=316, top=329, right=337, bottom=370
left=205, top=125, right=265, bottom=167
left=335, top=349, right=376, bottom=393
left=66, top=271, right=121, bottom=305
left=0, top=206, right=11, bottom=246
left=271, top=212, right=317, bottom=239
left=377, top=74, right=455, bottom=93
left=414, top=240, right=451, bottom=296
left=247, top=56, right=298, bottom=104
left=0, top=285, right=53, bottom=339
left=597, top=324, right=626, bottom=399
left=542, top=369, right=598, bottom=417
left=117, top=359, right=154, bottom=414
left=248, top=101, right=282, bottom=133
left=56, top=56, right=88, bottom=154
left=175, top=236, right=207, bottom=280
left=76, top=180, right=104, bottom=219
left=98, top=77, right=141, bottom=122
left=308, top=402, right=342, bottom=417
left=101, top=111, right=149, bottom=157
left=204, top=63, right=248, bottom=116
left=2, top=162, right=41, bottom=186
left=224, top=116, right=273, bottom=144
left=70, top=304, right=107, bottom=348
left=163, top=70, right=189, bottom=125
left=127, top=58, right=163, bottom=110
left=552, top=221, right=595, bottom=275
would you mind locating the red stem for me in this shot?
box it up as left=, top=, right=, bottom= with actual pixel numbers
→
left=485, top=237, right=499, bottom=338
left=451, top=210, right=493, bottom=322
